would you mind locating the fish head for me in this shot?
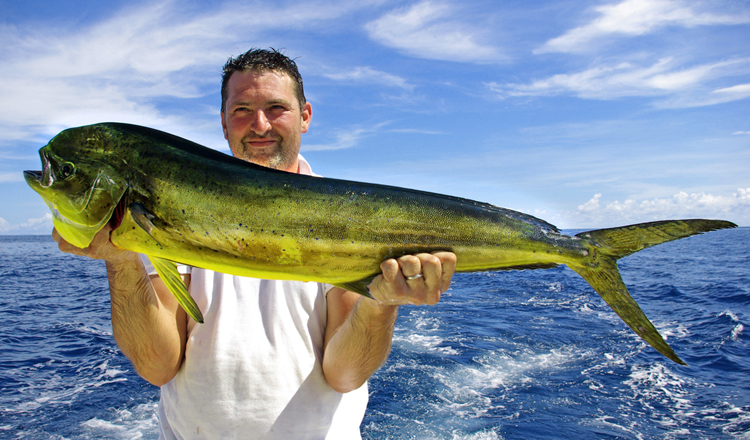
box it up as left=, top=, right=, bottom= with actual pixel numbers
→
left=24, top=124, right=128, bottom=248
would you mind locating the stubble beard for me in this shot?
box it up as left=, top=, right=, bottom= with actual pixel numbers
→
left=234, top=136, right=296, bottom=171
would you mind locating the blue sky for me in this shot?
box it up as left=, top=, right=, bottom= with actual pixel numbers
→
left=1, top=0, right=748, bottom=235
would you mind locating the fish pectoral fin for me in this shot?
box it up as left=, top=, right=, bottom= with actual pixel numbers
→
left=130, top=202, right=163, bottom=247
left=149, top=256, right=204, bottom=324
left=336, top=274, right=379, bottom=300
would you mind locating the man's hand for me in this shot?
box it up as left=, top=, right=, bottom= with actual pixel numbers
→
left=323, top=251, right=457, bottom=392
left=54, top=225, right=187, bottom=386
left=53, top=225, right=138, bottom=264
left=367, top=251, right=457, bottom=306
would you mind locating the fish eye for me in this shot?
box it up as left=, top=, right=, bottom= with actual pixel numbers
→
left=59, top=162, right=75, bottom=179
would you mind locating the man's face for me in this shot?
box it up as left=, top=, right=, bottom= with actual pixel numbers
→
left=221, top=70, right=312, bottom=172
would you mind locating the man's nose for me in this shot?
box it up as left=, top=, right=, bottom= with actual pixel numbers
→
left=250, top=110, right=272, bottom=135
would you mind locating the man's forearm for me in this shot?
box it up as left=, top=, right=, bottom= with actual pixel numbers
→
left=323, top=297, right=399, bottom=393
left=107, top=256, right=185, bottom=386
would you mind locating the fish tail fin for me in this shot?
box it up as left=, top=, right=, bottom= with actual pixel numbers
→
left=569, top=219, right=737, bottom=365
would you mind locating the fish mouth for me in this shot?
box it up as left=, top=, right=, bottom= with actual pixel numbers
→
left=23, top=170, right=43, bottom=184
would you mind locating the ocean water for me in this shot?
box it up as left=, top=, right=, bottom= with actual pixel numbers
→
left=1, top=228, right=748, bottom=439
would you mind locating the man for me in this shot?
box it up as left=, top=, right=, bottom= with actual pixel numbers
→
left=54, top=48, right=457, bottom=439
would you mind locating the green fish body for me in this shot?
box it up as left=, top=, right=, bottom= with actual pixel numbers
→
left=24, top=123, right=737, bottom=365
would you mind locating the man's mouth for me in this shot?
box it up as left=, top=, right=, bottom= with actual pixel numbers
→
left=247, top=139, right=276, bottom=147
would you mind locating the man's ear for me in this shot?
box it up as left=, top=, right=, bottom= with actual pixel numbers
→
left=301, top=102, right=312, bottom=134
left=220, top=112, right=229, bottom=140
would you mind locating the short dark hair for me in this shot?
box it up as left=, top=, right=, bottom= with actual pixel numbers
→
left=221, top=48, right=306, bottom=113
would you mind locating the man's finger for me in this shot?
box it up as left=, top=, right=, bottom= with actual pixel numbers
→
left=413, top=253, right=441, bottom=304
left=432, top=251, right=457, bottom=293
left=379, top=258, right=400, bottom=284
left=396, top=255, right=421, bottom=279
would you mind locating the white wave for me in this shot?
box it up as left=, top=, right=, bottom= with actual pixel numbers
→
left=413, top=314, right=442, bottom=331
left=625, top=363, right=691, bottom=407
left=80, top=402, right=160, bottom=439
left=707, top=402, right=750, bottom=439
left=393, top=310, right=459, bottom=355
left=581, top=415, right=646, bottom=440
left=395, top=333, right=460, bottom=356
left=732, top=323, right=744, bottom=341
left=426, top=346, right=587, bottom=420
left=718, top=309, right=744, bottom=345
left=5, top=359, right=129, bottom=415
left=450, top=430, right=503, bottom=440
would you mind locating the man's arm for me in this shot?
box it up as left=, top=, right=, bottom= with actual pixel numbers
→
left=322, top=251, right=457, bottom=393
left=53, top=226, right=188, bottom=386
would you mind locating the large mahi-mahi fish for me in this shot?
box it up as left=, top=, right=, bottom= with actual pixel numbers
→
left=24, top=123, right=737, bottom=365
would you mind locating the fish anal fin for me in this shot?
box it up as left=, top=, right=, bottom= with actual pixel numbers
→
left=149, top=256, right=204, bottom=323
left=336, top=274, right=379, bottom=300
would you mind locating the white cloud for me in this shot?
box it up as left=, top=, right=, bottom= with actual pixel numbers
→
left=656, top=80, right=750, bottom=108
left=302, top=121, right=443, bottom=151
left=0, top=1, right=378, bottom=147
left=577, top=193, right=603, bottom=213
left=487, top=57, right=750, bottom=107
left=303, top=122, right=391, bottom=151
left=365, top=1, right=504, bottom=63
left=711, top=83, right=750, bottom=98
left=536, top=0, right=750, bottom=54
left=571, top=189, right=750, bottom=227
left=323, top=66, right=413, bottom=90
left=0, top=172, right=22, bottom=183
left=0, top=213, right=53, bottom=234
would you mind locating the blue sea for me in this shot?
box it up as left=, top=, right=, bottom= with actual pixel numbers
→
left=1, top=228, right=748, bottom=439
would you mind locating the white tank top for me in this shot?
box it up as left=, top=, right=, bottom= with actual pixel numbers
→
left=157, top=273, right=368, bottom=439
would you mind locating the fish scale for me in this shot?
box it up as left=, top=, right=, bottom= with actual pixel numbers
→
left=24, top=122, right=737, bottom=365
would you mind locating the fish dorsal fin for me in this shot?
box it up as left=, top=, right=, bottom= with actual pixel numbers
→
left=149, top=256, right=204, bottom=323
